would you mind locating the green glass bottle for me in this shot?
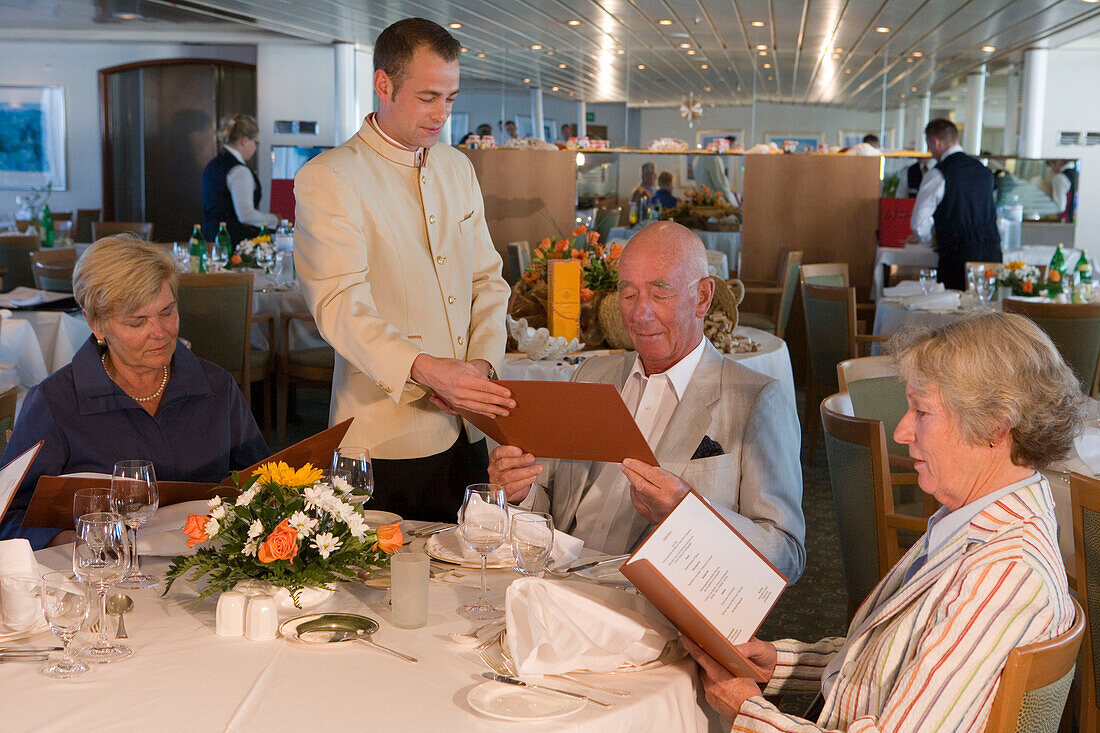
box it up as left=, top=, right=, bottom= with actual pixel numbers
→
left=189, top=224, right=207, bottom=274
left=1076, top=249, right=1092, bottom=285
left=39, top=203, right=54, bottom=248
left=1048, top=243, right=1066, bottom=298
left=257, top=223, right=271, bottom=241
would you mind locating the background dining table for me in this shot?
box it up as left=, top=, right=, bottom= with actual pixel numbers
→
left=1, top=535, right=722, bottom=732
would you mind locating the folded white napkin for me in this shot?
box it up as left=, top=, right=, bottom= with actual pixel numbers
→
left=137, top=500, right=210, bottom=556
left=883, top=280, right=924, bottom=297
left=505, top=577, right=676, bottom=675
left=10, top=291, right=46, bottom=307
left=903, top=291, right=960, bottom=311
left=1074, top=428, right=1100, bottom=475
left=0, top=538, right=42, bottom=631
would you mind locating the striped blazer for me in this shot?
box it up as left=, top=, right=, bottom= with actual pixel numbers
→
left=733, top=478, right=1072, bottom=733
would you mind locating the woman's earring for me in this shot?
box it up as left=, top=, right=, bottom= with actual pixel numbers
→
left=989, top=441, right=995, bottom=448
left=96, top=337, right=106, bottom=347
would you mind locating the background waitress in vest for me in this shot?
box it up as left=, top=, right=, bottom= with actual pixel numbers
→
left=201, top=115, right=279, bottom=242
left=905, top=118, right=1001, bottom=290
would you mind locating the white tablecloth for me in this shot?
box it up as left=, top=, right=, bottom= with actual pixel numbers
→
left=248, top=272, right=323, bottom=353
left=608, top=225, right=741, bottom=276
left=501, top=326, right=796, bottom=408
left=870, top=297, right=982, bottom=355
left=1, top=544, right=715, bottom=732
left=870, top=245, right=1084, bottom=301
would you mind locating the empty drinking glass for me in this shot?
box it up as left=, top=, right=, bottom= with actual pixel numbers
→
left=73, top=512, right=131, bottom=663
left=210, top=239, right=230, bottom=272
left=975, top=271, right=997, bottom=305
left=331, top=447, right=373, bottom=504
left=172, top=242, right=191, bottom=272
left=73, top=488, right=114, bottom=528
left=510, top=512, right=554, bottom=577
left=458, top=484, right=508, bottom=621
left=39, top=573, right=89, bottom=679
left=919, top=268, right=938, bottom=294
left=111, top=460, right=160, bottom=589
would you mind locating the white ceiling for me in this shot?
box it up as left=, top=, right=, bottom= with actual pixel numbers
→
left=3, top=0, right=1100, bottom=108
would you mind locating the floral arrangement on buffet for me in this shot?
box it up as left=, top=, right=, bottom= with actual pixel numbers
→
left=646, top=137, right=690, bottom=152
left=994, top=261, right=1042, bottom=296
left=500, top=137, right=559, bottom=151
left=664, top=185, right=739, bottom=230
left=228, top=234, right=276, bottom=270
left=163, top=462, right=401, bottom=604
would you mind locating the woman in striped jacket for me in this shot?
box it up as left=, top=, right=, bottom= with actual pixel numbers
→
left=686, top=311, right=1080, bottom=732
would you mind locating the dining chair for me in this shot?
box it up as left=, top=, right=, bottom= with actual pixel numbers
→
left=74, top=208, right=102, bottom=243
left=0, top=234, right=40, bottom=292
left=1071, top=472, right=1100, bottom=732
left=820, top=393, right=929, bottom=621
left=276, top=311, right=335, bottom=444
left=1001, top=299, right=1100, bottom=396
left=506, top=241, right=531, bottom=281
left=882, top=263, right=925, bottom=289
left=91, top=221, right=154, bottom=241
left=738, top=249, right=802, bottom=339
left=50, top=212, right=71, bottom=223
left=176, top=272, right=273, bottom=436
left=594, top=207, right=622, bottom=245
left=801, top=283, right=886, bottom=462
left=983, top=597, right=1083, bottom=733
left=800, top=261, right=876, bottom=329
left=30, top=248, right=78, bottom=292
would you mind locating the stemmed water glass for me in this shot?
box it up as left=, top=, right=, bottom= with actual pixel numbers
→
left=458, top=483, right=509, bottom=620
left=39, top=572, right=90, bottom=679
left=111, top=460, right=160, bottom=589
left=73, top=488, right=114, bottom=526
left=72, top=512, right=131, bottom=663
left=209, top=239, right=230, bottom=272
left=918, top=268, right=938, bottom=294
left=331, top=447, right=373, bottom=504
left=510, top=512, right=554, bottom=578
left=976, top=271, right=997, bottom=305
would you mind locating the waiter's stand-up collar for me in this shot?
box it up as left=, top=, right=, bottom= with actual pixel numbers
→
left=364, top=113, right=427, bottom=168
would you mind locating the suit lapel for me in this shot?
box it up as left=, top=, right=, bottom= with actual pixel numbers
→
left=652, top=343, right=722, bottom=476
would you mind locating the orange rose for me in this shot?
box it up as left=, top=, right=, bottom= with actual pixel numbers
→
left=230, top=254, right=242, bottom=265
left=608, top=243, right=624, bottom=260
left=183, top=514, right=209, bottom=549
left=554, top=240, right=569, bottom=253
left=257, top=519, right=299, bottom=563
left=373, top=524, right=402, bottom=555
left=580, top=288, right=594, bottom=303
left=586, top=231, right=600, bottom=245
left=572, top=224, right=587, bottom=236
left=1022, top=280, right=1033, bottom=294
left=537, top=238, right=552, bottom=251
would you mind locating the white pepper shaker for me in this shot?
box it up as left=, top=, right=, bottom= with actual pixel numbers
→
left=244, top=594, right=279, bottom=641
left=215, top=591, right=246, bottom=637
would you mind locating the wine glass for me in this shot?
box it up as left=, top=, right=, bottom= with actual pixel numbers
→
left=111, top=460, right=160, bottom=589
left=73, top=488, right=114, bottom=528
left=209, top=239, right=229, bottom=272
left=458, top=484, right=509, bottom=620
left=172, top=242, right=191, bottom=272
left=39, top=573, right=90, bottom=679
left=919, top=268, right=938, bottom=294
left=73, top=512, right=131, bottom=663
left=331, top=447, right=373, bottom=504
left=510, top=512, right=554, bottom=578
left=976, top=271, right=997, bottom=305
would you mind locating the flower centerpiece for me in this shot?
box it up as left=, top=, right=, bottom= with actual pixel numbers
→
left=994, top=261, right=1041, bottom=296
left=163, top=461, right=401, bottom=605
left=665, top=185, right=737, bottom=230
left=228, top=233, right=275, bottom=270
left=507, top=225, right=623, bottom=348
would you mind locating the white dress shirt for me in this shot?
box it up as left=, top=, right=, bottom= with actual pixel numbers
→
left=1051, top=163, right=1074, bottom=215
left=571, top=336, right=707, bottom=552
left=894, top=160, right=935, bottom=199
left=367, top=113, right=426, bottom=167
left=909, top=144, right=963, bottom=244
left=223, top=146, right=279, bottom=229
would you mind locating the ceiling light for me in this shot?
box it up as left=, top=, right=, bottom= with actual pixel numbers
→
left=547, top=50, right=554, bottom=55
left=768, top=76, right=773, bottom=80
left=844, top=68, right=852, bottom=73
left=700, top=64, right=709, bottom=69
left=704, top=86, right=711, bottom=91
left=680, top=43, right=691, bottom=48
left=552, top=86, right=559, bottom=91
left=637, top=64, right=646, bottom=69
left=559, top=63, right=566, bottom=68
left=530, top=44, right=542, bottom=50
left=981, top=45, right=996, bottom=52
left=912, top=51, right=923, bottom=57
left=834, top=47, right=843, bottom=53
left=833, top=53, right=840, bottom=59
left=449, top=23, right=461, bottom=29
left=900, top=93, right=906, bottom=98
left=687, top=50, right=696, bottom=55
left=906, top=57, right=914, bottom=63
left=523, top=78, right=530, bottom=83
left=763, top=63, right=771, bottom=69
left=477, top=53, right=486, bottom=58
left=875, top=26, right=890, bottom=33
left=616, top=49, right=626, bottom=55
left=758, top=50, right=767, bottom=56
left=460, top=48, right=468, bottom=53
left=755, top=44, right=767, bottom=50
left=113, top=12, right=142, bottom=20
left=751, top=21, right=765, bottom=28
left=567, top=19, right=581, bottom=26
left=658, top=19, right=673, bottom=25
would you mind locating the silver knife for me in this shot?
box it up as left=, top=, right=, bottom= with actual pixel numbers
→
left=0, top=654, right=49, bottom=662
left=0, top=647, right=62, bottom=653
left=565, top=554, right=630, bottom=574
left=481, top=672, right=613, bottom=707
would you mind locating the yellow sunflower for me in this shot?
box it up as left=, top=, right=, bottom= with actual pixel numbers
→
left=252, top=461, right=324, bottom=488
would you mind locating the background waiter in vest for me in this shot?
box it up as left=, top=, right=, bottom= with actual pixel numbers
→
left=201, top=114, right=279, bottom=242
left=905, top=119, right=1001, bottom=290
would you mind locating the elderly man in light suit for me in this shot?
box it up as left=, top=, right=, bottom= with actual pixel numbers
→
left=489, top=222, right=805, bottom=582
left=294, top=18, right=513, bottom=521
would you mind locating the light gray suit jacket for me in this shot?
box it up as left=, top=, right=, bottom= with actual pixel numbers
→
left=529, top=341, right=806, bottom=583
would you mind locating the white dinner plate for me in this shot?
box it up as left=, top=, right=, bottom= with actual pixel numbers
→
left=0, top=618, right=50, bottom=644
left=424, top=528, right=513, bottom=569
left=360, top=510, right=402, bottom=530
left=467, top=680, right=585, bottom=721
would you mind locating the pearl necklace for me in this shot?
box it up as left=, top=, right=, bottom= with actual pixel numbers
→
left=101, top=353, right=169, bottom=403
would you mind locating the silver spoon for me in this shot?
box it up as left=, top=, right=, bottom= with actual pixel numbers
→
left=332, top=628, right=418, bottom=663
left=449, top=621, right=504, bottom=645
left=106, top=593, right=133, bottom=639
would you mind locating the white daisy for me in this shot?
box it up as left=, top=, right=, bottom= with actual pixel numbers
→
left=303, top=486, right=335, bottom=512
left=235, top=488, right=257, bottom=507
left=210, top=504, right=227, bottom=520
left=242, top=540, right=258, bottom=557
left=331, top=475, right=352, bottom=494
left=311, top=532, right=341, bottom=559
left=205, top=517, right=220, bottom=538
left=247, top=519, right=264, bottom=539
left=287, top=511, right=319, bottom=537
left=207, top=495, right=222, bottom=509
left=344, top=512, right=368, bottom=540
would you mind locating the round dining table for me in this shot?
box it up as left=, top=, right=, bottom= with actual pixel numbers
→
left=0, top=538, right=720, bottom=732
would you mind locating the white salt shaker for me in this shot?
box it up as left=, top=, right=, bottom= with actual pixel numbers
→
left=215, top=591, right=246, bottom=637
left=244, top=594, right=279, bottom=641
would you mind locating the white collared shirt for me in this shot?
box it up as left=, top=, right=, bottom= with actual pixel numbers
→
left=223, top=146, right=279, bottom=229
left=910, top=144, right=964, bottom=244
left=368, top=113, right=426, bottom=167
left=571, top=337, right=708, bottom=553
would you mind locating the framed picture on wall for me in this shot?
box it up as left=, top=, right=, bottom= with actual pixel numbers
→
left=765, top=132, right=822, bottom=153
left=0, top=85, right=66, bottom=190
left=839, top=129, right=895, bottom=149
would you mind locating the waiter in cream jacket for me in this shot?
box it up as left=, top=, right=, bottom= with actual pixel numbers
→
left=294, top=18, right=513, bottom=520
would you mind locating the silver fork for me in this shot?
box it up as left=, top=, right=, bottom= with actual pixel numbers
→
left=478, top=628, right=631, bottom=697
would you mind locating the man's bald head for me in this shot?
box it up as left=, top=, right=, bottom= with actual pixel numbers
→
left=620, top=221, right=709, bottom=283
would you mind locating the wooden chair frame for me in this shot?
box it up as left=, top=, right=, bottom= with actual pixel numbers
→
left=276, top=311, right=334, bottom=444
left=984, top=597, right=1084, bottom=732
left=1071, top=472, right=1100, bottom=733
left=91, top=221, right=154, bottom=241
left=800, top=261, right=876, bottom=326
left=29, top=248, right=77, bottom=290
left=1001, top=298, right=1100, bottom=396
left=740, top=249, right=802, bottom=339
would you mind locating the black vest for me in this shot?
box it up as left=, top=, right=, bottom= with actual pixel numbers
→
left=933, top=151, right=1001, bottom=290
left=906, top=162, right=924, bottom=198
left=201, top=150, right=263, bottom=242
left=1060, top=168, right=1078, bottom=223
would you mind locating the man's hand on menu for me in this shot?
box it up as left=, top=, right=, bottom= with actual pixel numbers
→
left=621, top=458, right=690, bottom=524
left=487, top=445, right=542, bottom=503
left=411, top=354, right=514, bottom=418
left=681, top=635, right=770, bottom=722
